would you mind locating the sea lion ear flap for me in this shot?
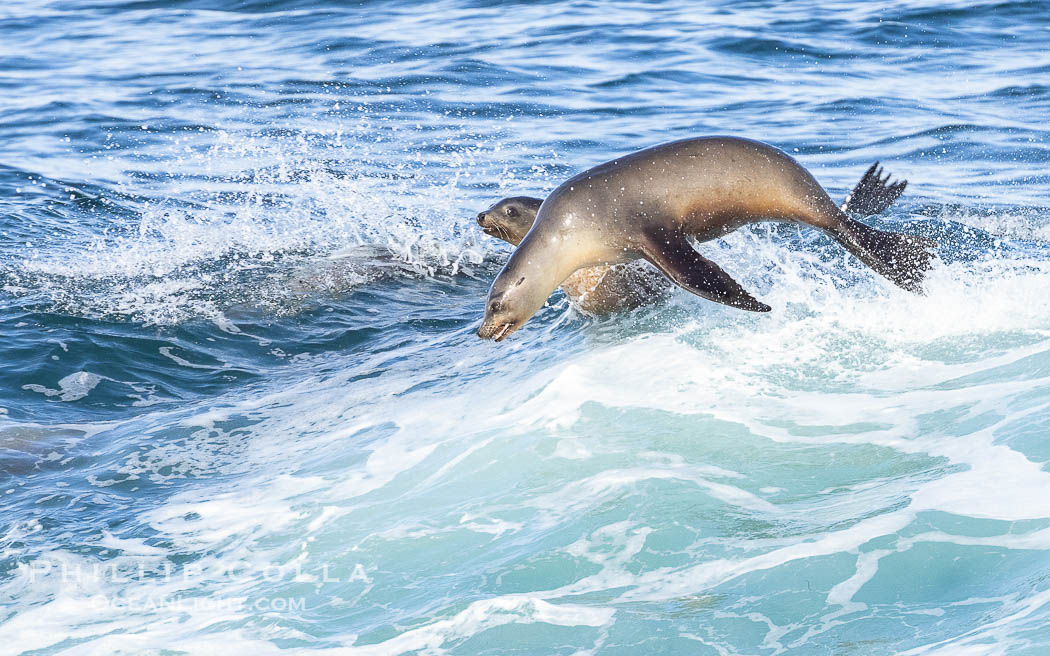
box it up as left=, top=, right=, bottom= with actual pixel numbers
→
left=639, top=228, right=771, bottom=313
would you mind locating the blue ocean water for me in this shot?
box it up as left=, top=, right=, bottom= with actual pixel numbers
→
left=3, top=0, right=1050, bottom=653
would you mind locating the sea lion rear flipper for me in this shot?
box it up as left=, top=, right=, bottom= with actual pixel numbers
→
left=831, top=217, right=938, bottom=294
left=841, top=162, right=907, bottom=216
left=640, top=230, right=771, bottom=312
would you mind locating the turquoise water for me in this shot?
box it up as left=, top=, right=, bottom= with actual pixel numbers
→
left=3, top=1, right=1050, bottom=653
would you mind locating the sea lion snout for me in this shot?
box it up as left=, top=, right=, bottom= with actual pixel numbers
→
left=476, top=212, right=497, bottom=235
left=477, top=317, right=516, bottom=341
left=476, top=211, right=501, bottom=237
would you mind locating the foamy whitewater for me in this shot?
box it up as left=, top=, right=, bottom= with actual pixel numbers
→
left=2, top=1, right=1050, bottom=654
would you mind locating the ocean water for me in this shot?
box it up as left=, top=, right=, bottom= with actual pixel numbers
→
left=2, top=0, right=1050, bottom=653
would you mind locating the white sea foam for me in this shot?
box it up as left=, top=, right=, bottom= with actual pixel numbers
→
left=333, top=597, right=615, bottom=656
left=8, top=131, right=502, bottom=325
left=22, top=371, right=102, bottom=402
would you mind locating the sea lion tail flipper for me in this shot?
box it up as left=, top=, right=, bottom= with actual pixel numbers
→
left=641, top=230, right=771, bottom=312
left=833, top=217, right=938, bottom=293
left=841, top=162, right=907, bottom=216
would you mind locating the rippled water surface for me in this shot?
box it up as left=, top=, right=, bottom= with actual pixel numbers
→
left=3, top=1, right=1050, bottom=654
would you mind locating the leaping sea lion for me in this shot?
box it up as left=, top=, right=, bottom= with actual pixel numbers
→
left=476, top=161, right=908, bottom=316
left=477, top=136, right=936, bottom=341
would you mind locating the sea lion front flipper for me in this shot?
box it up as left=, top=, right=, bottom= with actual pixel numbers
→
left=640, top=230, right=771, bottom=312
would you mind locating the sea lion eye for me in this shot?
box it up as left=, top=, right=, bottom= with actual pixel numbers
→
left=505, top=206, right=518, bottom=217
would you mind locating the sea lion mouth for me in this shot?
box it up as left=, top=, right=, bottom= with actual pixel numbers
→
left=479, top=222, right=509, bottom=240
left=478, top=321, right=516, bottom=341
left=476, top=214, right=511, bottom=241
left=493, top=323, right=513, bottom=342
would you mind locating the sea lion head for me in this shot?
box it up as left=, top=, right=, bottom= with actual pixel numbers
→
left=477, top=267, right=537, bottom=341
left=476, top=196, right=542, bottom=246
left=478, top=211, right=585, bottom=341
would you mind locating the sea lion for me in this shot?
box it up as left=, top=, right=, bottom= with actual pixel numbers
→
left=476, top=161, right=907, bottom=316
left=478, top=136, right=935, bottom=341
